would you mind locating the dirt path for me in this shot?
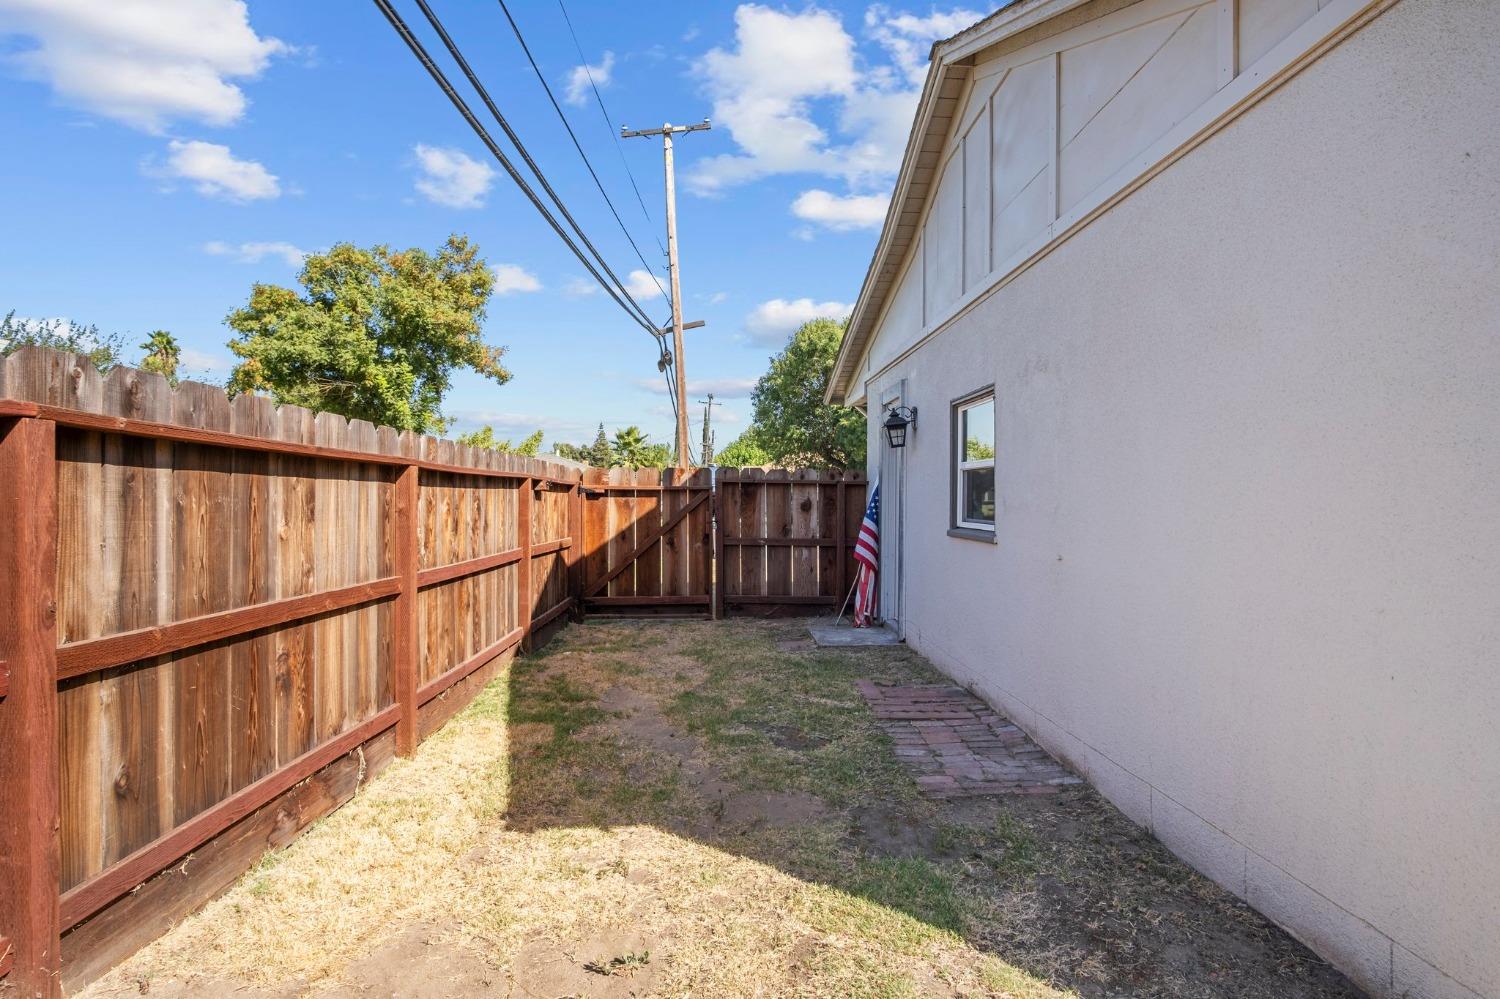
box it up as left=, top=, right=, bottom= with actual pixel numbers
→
left=80, top=619, right=1361, bottom=998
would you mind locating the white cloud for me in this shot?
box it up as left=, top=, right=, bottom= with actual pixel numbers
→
left=562, top=276, right=599, bottom=297
left=691, top=6, right=858, bottom=194
left=179, top=347, right=234, bottom=372
left=447, top=410, right=589, bottom=439
left=412, top=144, right=494, bottom=209
left=563, top=50, right=613, bottom=107
left=688, top=3, right=979, bottom=220
left=0, top=0, right=288, bottom=132
left=634, top=376, right=758, bottom=398
left=792, top=188, right=889, bottom=230
left=203, top=239, right=305, bottom=266
left=492, top=263, right=541, bottom=296
left=625, top=269, right=665, bottom=300
left=866, top=5, right=984, bottom=86
left=706, top=291, right=728, bottom=305
left=159, top=139, right=279, bottom=201
left=743, top=297, right=852, bottom=345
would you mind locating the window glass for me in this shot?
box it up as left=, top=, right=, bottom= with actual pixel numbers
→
left=962, top=399, right=994, bottom=462
left=954, top=393, right=996, bottom=531
left=962, top=467, right=995, bottom=523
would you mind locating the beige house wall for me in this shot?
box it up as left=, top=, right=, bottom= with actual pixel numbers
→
left=858, top=0, right=1500, bottom=995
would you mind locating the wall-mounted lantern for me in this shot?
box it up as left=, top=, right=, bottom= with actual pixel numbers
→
left=883, top=406, right=917, bottom=448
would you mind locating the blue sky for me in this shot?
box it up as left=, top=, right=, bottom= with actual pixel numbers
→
left=0, top=0, right=983, bottom=451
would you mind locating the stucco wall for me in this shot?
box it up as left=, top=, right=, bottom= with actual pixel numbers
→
left=861, top=1, right=1500, bottom=995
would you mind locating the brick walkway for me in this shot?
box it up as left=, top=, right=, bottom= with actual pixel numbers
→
left=856, top=680, right=1084, bottom=798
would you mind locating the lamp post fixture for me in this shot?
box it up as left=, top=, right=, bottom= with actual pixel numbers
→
left=883, top=406, right=917, bottom=448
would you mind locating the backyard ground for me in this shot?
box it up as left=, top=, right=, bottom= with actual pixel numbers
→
left=82, top=618, right=1360, bottom=999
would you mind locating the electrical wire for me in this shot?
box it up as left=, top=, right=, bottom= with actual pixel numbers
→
left=408, top=0, right=659, bottom=330
left=493, top=0, right=670, bottom=304
left=555, top=0, right=664, bottom=258
left=369, top=0, right=658, bottom=336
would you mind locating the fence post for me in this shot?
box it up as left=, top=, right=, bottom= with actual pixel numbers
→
left=570, top=482, right=585, bottom=622
left=518, top=477, right=533, bottom=651
left=712, top=470, right=726, bottom=620
left=835, top=476, right=849, bottom=615
left=393, top=463, right=419, bottom=757
left=0, top=417, right=61, bottom=998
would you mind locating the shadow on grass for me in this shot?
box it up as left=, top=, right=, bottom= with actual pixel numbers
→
left=491, top=617, right=1363, bottom=999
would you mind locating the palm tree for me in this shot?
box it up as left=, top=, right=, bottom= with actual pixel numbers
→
left=138, top=330, right=181, bottom=386
left=611, top=425, right=651, bottom=468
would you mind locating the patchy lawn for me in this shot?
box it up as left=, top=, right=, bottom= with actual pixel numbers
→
left=82, top=619, right=1360, bottom=999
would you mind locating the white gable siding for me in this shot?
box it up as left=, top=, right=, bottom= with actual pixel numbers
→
left=1058, top=3, right=1218, bottom=212
left=922, top=157, right=965, bottom=323
left=855, top=0, right=1355, bottom=390
left=962, top=109, right=990, bottom=290
left=991, top=55, right=1056, bottom=267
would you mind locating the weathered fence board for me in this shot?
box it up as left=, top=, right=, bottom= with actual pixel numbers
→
left=580, top=468, right=714, bottom=616
left=718, top=469, right=866, bottom=615
left=0, top=349, right=588, bottom=996
left=0, top=347, right=867, bottom=995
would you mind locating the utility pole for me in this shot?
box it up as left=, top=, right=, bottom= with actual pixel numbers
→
left=622, top=118, right=711, bottom=468
left=698, top=393, right=719, bottom=465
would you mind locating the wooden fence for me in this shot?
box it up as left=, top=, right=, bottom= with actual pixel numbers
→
left=0, top=347, right=867, bottom=996
left=0, top=348, right=589, bottom=996
left=717, top=469, right=866, bottom=616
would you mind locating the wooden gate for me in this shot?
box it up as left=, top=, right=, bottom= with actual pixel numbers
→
left=716, top=469, right=867, bottom=617
left=579, top=467, right=714, bottom=616
left=578, top=467, right=868, bottom=618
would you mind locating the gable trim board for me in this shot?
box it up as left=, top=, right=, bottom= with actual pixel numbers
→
left=827, top=0, right=1398, bottom=408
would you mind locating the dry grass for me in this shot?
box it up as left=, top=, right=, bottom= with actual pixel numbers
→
left=81, top=618, right=1358, bottom=999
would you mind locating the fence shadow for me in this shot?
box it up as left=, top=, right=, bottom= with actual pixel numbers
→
left=492, top=616, right=1363, bottom=999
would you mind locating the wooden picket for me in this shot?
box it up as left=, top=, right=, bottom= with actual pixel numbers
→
left=0, top=347, right=867, bottom=995
left=579, top=466, right=714, bottom=616
left=717, top=469, right=867, bottom=616
left=0, top=348, right=585, bottom=995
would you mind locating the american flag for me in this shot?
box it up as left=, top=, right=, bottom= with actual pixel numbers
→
left=852, top=481, right=879, bottom=627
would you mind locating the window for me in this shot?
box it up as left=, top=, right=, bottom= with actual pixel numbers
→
left=953, top=392, right=995, bottom=534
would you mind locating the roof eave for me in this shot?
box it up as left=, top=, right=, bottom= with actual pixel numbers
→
left=825, top=0, right=1098, bottom=406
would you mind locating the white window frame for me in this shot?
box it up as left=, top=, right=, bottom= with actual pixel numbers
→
left=952, top=389, right=996, bottom=536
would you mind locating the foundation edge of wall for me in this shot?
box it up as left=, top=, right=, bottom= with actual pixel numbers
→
left=903, top=633, right=1484, bottom=999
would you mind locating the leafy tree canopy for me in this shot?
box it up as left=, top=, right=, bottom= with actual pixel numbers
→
left=739, top=317, right=865, bottom=470
left=713, top=427, right=772, bottom=467
left=1, top=311, right=123, bottom=372
left=225, top=235, right=508, bottom=433
left=457, top=426, right=543, bottom=456
left=138, top=330, right=181, bottom=386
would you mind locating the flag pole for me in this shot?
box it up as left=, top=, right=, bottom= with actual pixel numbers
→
left=835, top=576, right=859, bottom=624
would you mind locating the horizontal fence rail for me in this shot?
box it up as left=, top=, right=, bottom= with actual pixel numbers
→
left=0, top=347, right=866, bottom=995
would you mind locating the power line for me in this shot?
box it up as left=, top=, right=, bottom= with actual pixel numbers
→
left=368, top=0, right=657, bottom=337
left=555, top=0, right=665, bottom=257
left=492, top=0, right=670, bottom=304
left=407, top=0, right=659, bottom=331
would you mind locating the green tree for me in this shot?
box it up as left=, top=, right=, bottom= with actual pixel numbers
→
left=1, top=311, right=122, bottom=372
left=744, top=317, right=865, bottom=469
left=224, top=235, right=508, bottom=433
left=713, top=427, right=773, bottom=467
left=588, top=423, right=612, bottom=467
left=638, top=443, right=671, bottom=468
left=553, top=441, right=591, bottom=464
left=138, top=330, right=181, bottom=386
left=457, top=426, right=544, bottom=456
left=611, top=425, right=651, bottom=467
